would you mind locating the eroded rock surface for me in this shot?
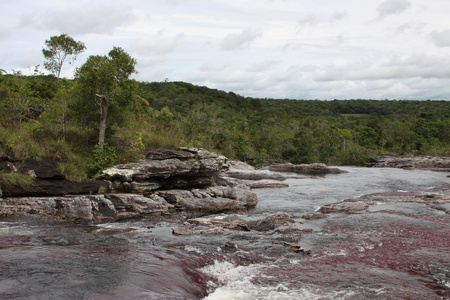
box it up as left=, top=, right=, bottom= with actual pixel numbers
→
left=367, top=155, right=450, bottom=171
left=319, top=200, right=370, bottom=214
left=268, top=163, right=348, bottom=175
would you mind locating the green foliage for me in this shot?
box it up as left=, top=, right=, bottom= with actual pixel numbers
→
left=0, top=172, right=35, bottom=190
left=72, top=47, right=137, bottom=148
left=42, top=34, right=86, bottom=79
left=1, top=64, right=450, bottom=184
left=88, top=143, right=117, bottom=174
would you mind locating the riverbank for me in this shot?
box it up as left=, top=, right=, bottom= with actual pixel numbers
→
left=368, top=155, right=450, bottom=172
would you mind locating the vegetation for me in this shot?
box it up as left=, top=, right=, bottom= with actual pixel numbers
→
left=1, top=34, right=449, bottom=182
left=42, top=34, right=86, bottom=81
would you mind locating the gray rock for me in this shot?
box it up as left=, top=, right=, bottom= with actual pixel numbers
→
left=268, top=163, right=348, bottom=175
left=319, top=200, right=369, bottom=214
left=226, top=171, right=287, bottom=181
left=156, top=186, right=257, bottom=218
left=0, top=194, right=173, bottom=223
left=101, top=148, right=229, bottom=184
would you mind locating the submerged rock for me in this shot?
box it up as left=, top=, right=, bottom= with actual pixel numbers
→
left=319, top=201, right=369, bottom=214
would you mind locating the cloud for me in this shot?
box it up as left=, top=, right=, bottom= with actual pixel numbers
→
left=376, top=0, right=411, bottom=19
left=430, top=29, right=450, bottom=47
left=330, top=11, right=348, bottom=22
left=44, top=4, right=134, bottom=35
left=395, top=21, right=425, bottom=35
left=132, top=33, right=184, bottom=56
left=220, top=28, right=262, bottom=51
left=298, top=15, right=318, bottom=27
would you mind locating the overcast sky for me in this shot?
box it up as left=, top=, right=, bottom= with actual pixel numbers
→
left=1, top=0, right=449, bottom=100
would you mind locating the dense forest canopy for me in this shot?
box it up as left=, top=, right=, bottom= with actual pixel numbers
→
left=0, top=38, right=449, bottom=181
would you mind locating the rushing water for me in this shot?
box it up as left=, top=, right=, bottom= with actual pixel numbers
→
left=1, top=167, right=449, bottom=299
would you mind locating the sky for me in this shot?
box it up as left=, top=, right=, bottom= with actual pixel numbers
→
left=1, top=0, right=450, bottom=100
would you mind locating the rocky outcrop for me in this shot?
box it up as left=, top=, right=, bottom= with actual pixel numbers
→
left=0, top=194, right=173, bottom=223
left=156, top=186, right=257, bottom=218
left=0, top=148, right=258, bottom=223
left=367, top=155, right=450, bottom=172
left=268, top=163, right=348, bottom=175
left=0, top=158, right=105, bottom=197
left=100, top=148, right=229, bottom=192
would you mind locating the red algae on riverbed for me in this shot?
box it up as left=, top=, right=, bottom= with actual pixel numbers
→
left=269, top=212, right=450, bottom=299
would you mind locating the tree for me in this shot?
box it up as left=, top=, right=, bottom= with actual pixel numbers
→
left=42, top=34, right=86, bottom=81
left=74, top=47, right=137, bottom=149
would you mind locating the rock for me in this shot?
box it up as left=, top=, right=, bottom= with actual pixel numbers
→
left=268, top=163, right=348, bottom=175
left=100, top=148, right=229, bottom=190
left=0, top=194, right=173, bottom=223
left=228, top=160, right=255, bottom=170
left=2, top=179, right=105, bottom=197
left=1, top=148, right=259, bottom=223
left=302, top=212, right=326, bottom=220
left=21, top=158, right=66, bottom=180
left=367, top=155, right=450, bottom=171
left=247, top=212, right=296, bottom=231
left=226, top=171, right=287, bottom=181
left=188, top=215, right=250, bottom=231
left=156, top=186, right=257, bottom=218
left=249, top=183, right=289, bottom=189
left=0, top=158, right=106, bottom=197
left=319, top=201, right=369, bottom=214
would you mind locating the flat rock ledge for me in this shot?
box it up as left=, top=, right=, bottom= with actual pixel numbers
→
left=367, top=155, right=450, bottom=172
left=0, top=148, right=258, bottom=223
left=267, top=163, right=348, bottom=175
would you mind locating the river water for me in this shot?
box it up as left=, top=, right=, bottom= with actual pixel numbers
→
left=1, top=167, right=449, bottom=299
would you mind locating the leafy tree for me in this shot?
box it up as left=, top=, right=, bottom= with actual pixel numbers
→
left=73, top=47, right=137, bottom=149
left=42, top=34, right=86, bottom=80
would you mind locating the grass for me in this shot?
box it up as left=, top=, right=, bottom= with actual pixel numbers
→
left=0, top=171, right=35, bottom=190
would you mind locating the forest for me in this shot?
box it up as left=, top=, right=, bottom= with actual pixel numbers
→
left=1, top=35, right=449, bottom=182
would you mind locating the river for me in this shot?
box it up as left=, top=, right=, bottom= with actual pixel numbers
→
left=1, top=167, right=449, bottom=299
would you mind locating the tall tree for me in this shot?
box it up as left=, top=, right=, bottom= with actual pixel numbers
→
left=42, top=34, right=86, bottom=80
left=74, top=47, right=137, bottom=149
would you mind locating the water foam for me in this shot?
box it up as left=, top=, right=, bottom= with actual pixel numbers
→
left=201, top=260, right=360, bottom=300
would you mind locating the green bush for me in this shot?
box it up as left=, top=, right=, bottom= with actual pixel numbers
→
left=88, top=143, right=117, bottom=174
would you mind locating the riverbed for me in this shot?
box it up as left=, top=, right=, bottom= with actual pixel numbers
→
left=1, top=167, right=449, bottom=299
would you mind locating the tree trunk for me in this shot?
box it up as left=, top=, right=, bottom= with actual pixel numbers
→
left=96, top=94, right=108, bottom=150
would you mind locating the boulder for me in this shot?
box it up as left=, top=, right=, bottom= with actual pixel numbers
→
left=157, top=186, right=257, bottom=218
left=247, top=212, right=295, bottom=231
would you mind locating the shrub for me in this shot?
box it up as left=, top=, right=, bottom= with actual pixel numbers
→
left=88, top=143, right=117, bottom=174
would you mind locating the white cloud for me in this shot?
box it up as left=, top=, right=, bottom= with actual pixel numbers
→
left=430, top=29, right=450, bottom=47
left=220, top=28, right=263, bottom=51
left=1, top=0, right=449, bottom=100
left=132, top=33, right=184, bottom=56
left=330, top=11, right=348, bottom=22
left=44, top=3, right=135, bottom=35
left=376, top=0, right=412, bottom=18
